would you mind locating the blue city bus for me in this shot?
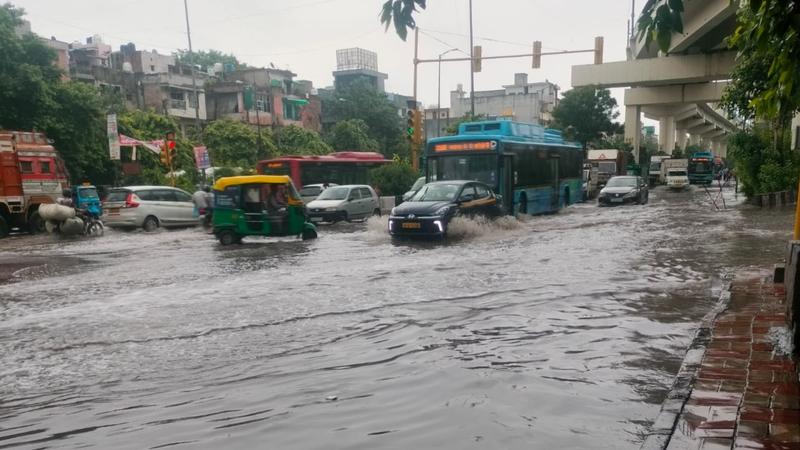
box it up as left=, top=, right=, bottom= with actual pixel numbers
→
left=425, top=121, right=583, bottom=215
left=688, top=151, right=715, bottom=185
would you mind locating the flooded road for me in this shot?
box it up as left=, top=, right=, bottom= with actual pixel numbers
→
left=0, top=186, right=793, bottom=449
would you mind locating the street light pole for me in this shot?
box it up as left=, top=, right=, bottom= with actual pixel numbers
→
left=437, top=48, right=458, bottom=137
left=182, top=0, right=201, bottom=132
left=469, top=0, right=475, bottom=117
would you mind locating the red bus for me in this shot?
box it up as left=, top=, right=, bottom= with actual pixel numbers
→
left=256, top=152, right=391, bottom=188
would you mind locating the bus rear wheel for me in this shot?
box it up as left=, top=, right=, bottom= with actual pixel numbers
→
left=564, top=188, right=571, bottom=207
left=0, top=216, right=8, bottom=238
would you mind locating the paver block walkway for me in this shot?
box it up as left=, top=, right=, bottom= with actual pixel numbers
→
left=664, top=274, right=800, bottom=450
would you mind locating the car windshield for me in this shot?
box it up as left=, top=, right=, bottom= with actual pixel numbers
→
left=316, top=186, right=350, bottom=201
left=300, top=186, right=321, bottom=196
left=409, top=177, right=425, bottom=192
left=669, top=170, right=687, bottom=177
left=411, top=184, right=461, bottom=202
left=606, top=177, right=637, bottom=188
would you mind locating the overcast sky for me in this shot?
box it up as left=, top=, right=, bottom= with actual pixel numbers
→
left=16, top=0, right=638, bottom=113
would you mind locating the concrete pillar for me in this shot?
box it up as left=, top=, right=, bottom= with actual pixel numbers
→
left=659, top=116, right=676, bottom=154
left=625, top=105, right=642, bottom=163
left=676, top=128, right=688, bottom=153
left=711, top=140, right=721, bottom=156
left=718, top=141, right=728, bottom=159
left=689, top=134, right=701, bottom=147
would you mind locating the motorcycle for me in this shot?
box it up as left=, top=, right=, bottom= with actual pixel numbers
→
left=39, top=204, right=104, bottom=237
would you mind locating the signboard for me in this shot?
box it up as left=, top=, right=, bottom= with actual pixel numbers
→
left=433, top=141, right=495, bottom=153
left=194, top=146, right=211, bottom=169
left=107, top=114, right=120, bottom=160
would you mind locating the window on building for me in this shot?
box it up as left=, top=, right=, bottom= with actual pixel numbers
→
left=187, top=92, right=198, bottom=109
left=150, top=65, right=155, bottom=72
left=283, top=101, right=300, bottom=121
left=170, top=91, right=186, bottom=110
left=256, top=95, right=270, bottom=112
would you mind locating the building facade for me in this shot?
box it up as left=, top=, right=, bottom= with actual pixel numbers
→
left=450, top=73, right=559, bottom=125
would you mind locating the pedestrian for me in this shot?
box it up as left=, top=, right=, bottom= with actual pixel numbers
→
left=192, top=186, right=208, bottom=219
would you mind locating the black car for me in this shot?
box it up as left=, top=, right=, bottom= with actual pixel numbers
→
left=597, top=176, right=649, bottom=206
left=388, top=180, right=504, bottom=237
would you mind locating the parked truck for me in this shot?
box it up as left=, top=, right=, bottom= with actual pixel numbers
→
left=0, top=131, right=69, bottom=238
left=648, top=156, right=668, bottom=185
left=586, top=149, right=627, bottom=188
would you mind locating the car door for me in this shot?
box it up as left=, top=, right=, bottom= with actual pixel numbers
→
left=359, top=187, right=375, bottom=216
left=457, top=184, right=479, bottom=216
left=152, top=189, right=178, bottom=224
left=172, top=189, right=196, bottom=224
left=345, top=187, right=361, bottom=219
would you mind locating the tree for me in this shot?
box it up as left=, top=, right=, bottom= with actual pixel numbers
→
left=551, top=87, right=619, bottom=148
left=380, top=0, right=426, bottom=40
left=0, top=4, right=60, bottom=130
left=203, top=118, right=272, bottom=167
left=326, top=119, right=378, bottom=151
left=274, top=125, right=331, bottom=155
left=727, top=1, right=800, bottom=125
left=720, top=50, right=771, bottom=125
left=321, top=78, right=405, bottom=157
left=369, top=159, right=419, bottom=195
left=637, top=0, right=687, bottom=53
left=175, top=49, right=246, bottom=72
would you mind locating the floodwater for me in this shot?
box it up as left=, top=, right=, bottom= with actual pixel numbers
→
left=0, top=186, right=793, bottom=449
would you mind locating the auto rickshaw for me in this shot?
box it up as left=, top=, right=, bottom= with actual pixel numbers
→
left=73, top=183, right=103, bottom=217
left=211, top=175, right=318, bottom=245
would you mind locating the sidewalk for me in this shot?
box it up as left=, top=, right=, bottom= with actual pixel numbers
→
left=645, top=273, right=800, bottom=449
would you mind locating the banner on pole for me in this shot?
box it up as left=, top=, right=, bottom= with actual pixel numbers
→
left=107, top=114, right=121, bottom=160
left=194, top=146, right=211, bottom=169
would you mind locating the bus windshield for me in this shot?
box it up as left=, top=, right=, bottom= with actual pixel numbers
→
left=428, top=154, right=497, bottom=186
left=411, top=184, right=461, bottom=202
left=690, top=161, right=712, bottom=173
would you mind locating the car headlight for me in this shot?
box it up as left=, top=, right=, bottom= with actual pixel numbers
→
left=325, top=207, right=338, bottom=212
left=435, top=206, right=451, bottom=216
left=623, top=191, right=637, bottom=198
left=599, top=191, right=608, bottom=197
left=390, top=207, right=397, bottom=216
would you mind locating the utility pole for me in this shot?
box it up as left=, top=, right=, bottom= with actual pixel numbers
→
left=469, top=0, right=475, bottom=117
left=183, top=0, right=201, bottom=131
left=438, top=49, right=458, bottom=138
left=252, top=72, right=263, bottom=156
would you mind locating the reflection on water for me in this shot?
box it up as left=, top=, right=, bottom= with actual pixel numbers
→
left=0, top=186, right=792, bottom=449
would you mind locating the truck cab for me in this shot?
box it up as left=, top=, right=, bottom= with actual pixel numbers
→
left=666, top=168, right=689, bottom=190
left=0, top=131, right=69, bottom=237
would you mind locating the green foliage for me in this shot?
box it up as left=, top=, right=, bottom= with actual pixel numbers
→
left=446, top=113, right=486, bottom=135
left=326, top=119, right=379, bottom=151
left=202, top=118, right=272, bottom=167
left=274, top=125, right=331, bottom=155
left=369, top=160, right=419, bottom=196
left=175, top=49, right=246, bottom=72
left=728, top=126, right=797, bottom=197
left=552, top=87, right=619, bottom=148
left=728, top=1, right=800, bottom=124
left=321, top=78, right=404, bottom=157
left=380, top=0, right=426, bottom=40
left=637, top=0, right=686, bottom=52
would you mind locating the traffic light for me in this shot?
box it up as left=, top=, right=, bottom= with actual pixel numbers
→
left=532, top=41, right=542, bottom=69
left=472, top=45, right=482, bottom=73
left=594, top=36, right=604, bottom=65
left=412, top=110, right=424, bottom=145
left=406, top=110, right=415, bottom=142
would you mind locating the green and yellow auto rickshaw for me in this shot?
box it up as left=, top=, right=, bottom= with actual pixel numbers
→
left=211, top=175, right=318, bottom=245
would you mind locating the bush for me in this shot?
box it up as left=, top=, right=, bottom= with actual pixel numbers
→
left=369, top=160, right=419, bottom=196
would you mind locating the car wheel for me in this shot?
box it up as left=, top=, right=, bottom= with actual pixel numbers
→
left=218, top=230, right=237, bottom=245
left=302, top=228, right=318, bottom=240
left=143, top=216, right=159, bottom=232
left=372, top=208, right=381, bottom=217
left=518, top=194, right=528, bottom=215
left=28, top=211, right=45, bottom=234
left=0, top=216, right=8, bottom=238
left=342, top=212, right=350, bottom=223
left=87, top=220, right=104, bottom=237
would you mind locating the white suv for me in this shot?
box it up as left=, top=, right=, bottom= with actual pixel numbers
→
left=306, top=185, right=380, bottom=223
left=103, top=186, right=197, bottom=231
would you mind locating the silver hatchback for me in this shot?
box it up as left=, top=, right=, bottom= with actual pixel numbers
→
left=102, top=186, right=197, bottom=231
left=306, top=185, right=381, bottom=223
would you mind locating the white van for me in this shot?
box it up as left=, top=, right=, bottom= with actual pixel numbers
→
left=666, top=169, right=689, bottom=190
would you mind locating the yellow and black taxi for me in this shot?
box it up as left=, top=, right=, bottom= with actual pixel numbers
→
left=388, top=180, right=503, bottom=238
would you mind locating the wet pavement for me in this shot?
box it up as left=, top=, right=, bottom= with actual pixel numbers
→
left=0, top=186, right=794, bottom=449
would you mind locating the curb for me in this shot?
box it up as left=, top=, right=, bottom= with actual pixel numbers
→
left=640, top=283, right=732, bottom=450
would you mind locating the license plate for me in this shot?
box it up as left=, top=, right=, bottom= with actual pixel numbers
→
left=402, top=222, right=421, bottom=229
left=108, top=208, right=120, bottom=216
left=611, top=198, right=623, bottom=203
left=310, top=217, right=322, bottom=222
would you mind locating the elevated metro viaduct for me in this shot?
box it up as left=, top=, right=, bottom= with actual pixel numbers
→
left=572, top=0, right=739, bottom=162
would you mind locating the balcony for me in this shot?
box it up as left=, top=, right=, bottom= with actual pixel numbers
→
left=170, top=99, right=187, bottom=110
